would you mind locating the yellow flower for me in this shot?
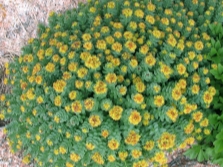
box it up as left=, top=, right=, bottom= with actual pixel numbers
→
left=85, top=56, right=101, bottom=69
left=133, top=93, right=144, bottom=104
left=146, top=15, right=155, bottom=24
left=191, top=85, right=200, bottom=94
left=26, top=89, right=35, bottom=100
left=160, top=63, right=172, bottom=77
left=192, top=111, right=203, bottom=122
left=71, top=101, right=82, bottom=113
left=166, top=107, right=178, bottom=122
left=82, top=33, right=91, bottom=41
left=131, top=150, right=142, bottom=159
left=125, top=130, right=141, bottom=146
left=172, top=87, right=182, bottom=101
left=105, top=73, right=117, bottom=84
left=112, top=42, right=122, bottom=52
left=107, top=155, right=115, bottom=162
left=32, top=63, right=41, bottom=75
left=129, top=21, right=137, bottom=30
left=114, top=31, right=122, bottom=38
left=177, top=63, right=186, bottom=75
left=91, top=152, right=104, bottom=165
left=94, top=81, right=107, bottom=95
left=66, top=162, right=74, bottom=167
left=52, top=54, right=60, bottom=62
left=152, top=29, right=162, bottom=39
left=70, top=153, right=80, bottom=162
left=147, top=2, right=156, bottom=11
left=184, top=122, right=194, bottom=134
left=35, top=75, right=42, bottom=85
left=194, top=41, right=204, bottom=51
left=129, top=110, right=142, bottom=125
left=107, top=1, right=115, bottom=8
left=154, top=95, right=165, bottom=107
left=109, top=106, right=123, bottom=121
left=204, top=129, right=210, bottom=135
left=145, top=53, right=156, bottom=66
left=158, top=132, right=176, bottom=150
left=77, top=67, right=88, bottom=79
left=88, top=115, right=101, bottom=127
left=59, top=146, right=67, bottom=154
left=75, top=80, right=84, bottom=89
left=59, top=45, right=68, bottom=54
left=125, top=41, right=137, bottom=53
left=96, top=40, right=106, bottom=50
left=101, top=130, right=109, bottom=138
left=122, top=8, right=133, bottom=17
left=62, top=71, right=71, bottom=80
left=83, top=42, right=93, bottom=50
left=130, top=59, right=138, bottom=68
left=54, top=96, right=62, bottom=106
left=203, top=91, right=213, bottom=104
left=161, top=17, right=169, bottom=25
left=153, top=152, right=167, bottom=165
left=143, top=140, right=154, bottom=151
left=167, top=34, right=177, bottom=47
left=84, top=98, right=94, bottom=111
left=69, top=91, right=77, bottom=100
left=108, top=139, right=120, bottom=150
left=60, top=57, right=67, bottom=66
left=53, top=80, right=66, bottom=93
left=118, top=151, right=128, bottom=161
left=140, top=44, right=149, bottom=55
left=45, top=62, right=55, bottom=72
left=134, top=9, right=144, bottom=18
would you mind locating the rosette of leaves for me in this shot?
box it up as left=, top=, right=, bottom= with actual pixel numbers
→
left=1, top=0, right=223, bottom=167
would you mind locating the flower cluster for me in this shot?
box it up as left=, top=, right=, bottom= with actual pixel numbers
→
left=1, top=0, right=222, bottom=166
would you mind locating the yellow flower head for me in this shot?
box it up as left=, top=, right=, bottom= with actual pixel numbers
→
left=166, top=107, right=178, bottom=122
left=71, top=101, right=82, bottom=113
left=143, top=140, right=154, bottom=151
left=88, top=115, right=101, bottom=127
left=154, top=95, right=165, bottom=107
left=109, top=106, right=123, bottom=121
left=108, top=139, right=120, bottom=150
left=70, top=152, right=81, bottom=162
left=53, top=80, right=66, bottom=93
left=101, top=130, right=109, bottom=138
left=118, top=151, right=128, bottom=161
left=122, top=8, right=133, bottom=17
left=105, top=73, right=117, bottom=84
left=125, top=130, right=141, bottom=146
left=129, top=110, right=142, bottom=125
left=94, top=81, right=107, bottom=95
left=133, top=93, right=144, bottom=104
left=194, top=41, right=204, bottom=51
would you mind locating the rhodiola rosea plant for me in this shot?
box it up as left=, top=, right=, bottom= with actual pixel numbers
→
left=1, top=0, right=223, bottom=166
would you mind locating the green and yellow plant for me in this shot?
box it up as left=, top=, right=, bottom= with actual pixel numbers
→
left=1, top=0, right=223, bottom=166
left=185, top=23, right=223, bottom=167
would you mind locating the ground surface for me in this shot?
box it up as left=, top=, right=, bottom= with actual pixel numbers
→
left=0, top=0, right=221, bottom=167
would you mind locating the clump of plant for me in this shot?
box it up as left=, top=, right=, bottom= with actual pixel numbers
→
left=1, top=0, right=223, bottom=166
left=185, top=23, right=223, bottom=167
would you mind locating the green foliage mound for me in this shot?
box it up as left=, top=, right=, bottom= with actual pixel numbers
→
left=1, top=0, right=223, bottom=166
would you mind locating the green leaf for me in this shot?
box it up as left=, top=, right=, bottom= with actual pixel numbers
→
left=218, top=64, right=223, bottom=74
left=218, top=48, right=223, bottom=56
left=213, top=158, right=223, bottom=167
left=210, top=69, right=220, bottom=79
left=184, top=145, right=201, bottom=159
left=215, top=40, right=221, bottom=50
left=216, top=130, right=223, bottom=140
left=214, top=140, right=223, bottom=153
left=197, top=150, right=205, bottom=162
left=209, top=48, right=217, bottom=57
